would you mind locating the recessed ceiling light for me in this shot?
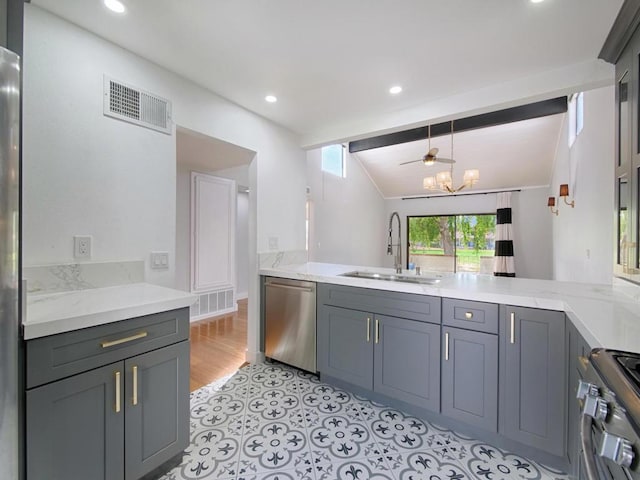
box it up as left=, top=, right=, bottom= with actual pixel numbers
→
left=265, top=95, right=278, bottom=103
left=104, top=0, right=126, bottom=13
left=530, top=0, right=544, bottom=3
left=389, top=86, right=403, bottom=95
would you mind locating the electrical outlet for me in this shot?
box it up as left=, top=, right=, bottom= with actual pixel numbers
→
left=73, top=236, right=92, bottom=259
left=268, top=237, right=279, bottom=250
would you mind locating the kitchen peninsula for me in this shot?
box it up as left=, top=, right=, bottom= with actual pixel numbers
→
left=261, top=262, right=640, bottom=473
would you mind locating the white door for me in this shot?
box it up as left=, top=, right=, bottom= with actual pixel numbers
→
left=191, top=172, right=236, bottom=294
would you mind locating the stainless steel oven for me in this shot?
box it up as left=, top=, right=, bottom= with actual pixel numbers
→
left=578, top=349, right=640, bottom=480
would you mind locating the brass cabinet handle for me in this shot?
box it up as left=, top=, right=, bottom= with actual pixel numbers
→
left=375, top=319, right=380, bottom=344
left=465, top=311, right=473, bottom=319
left=510, top=312, right=515, bottom=344
left=445, top=332, right=450, bottom=361
left=115, top=371, right=121, bottom=413
left=132, top=366, right=139, bottom=406
left=366, top=318, right=371, bottom=343
left=101, top=331, right=148, bottom=348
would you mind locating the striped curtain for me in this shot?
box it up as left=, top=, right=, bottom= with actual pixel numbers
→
left=493, top=192, right=515, bottom=277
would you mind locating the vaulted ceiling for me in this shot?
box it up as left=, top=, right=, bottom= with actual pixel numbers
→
left=32, top=0, right=622, bottom=147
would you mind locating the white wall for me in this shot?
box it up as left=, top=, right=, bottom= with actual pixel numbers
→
left=236, top=192, right=249, bottom=299
left=307, top=149, right=387, bottom=267
left=384, top=188, right=554, bottom=279
left=550, top=86, right=614, bottom=284
left=23, top=5, right=307, bottom=361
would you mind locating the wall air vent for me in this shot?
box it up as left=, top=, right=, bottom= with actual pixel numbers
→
left=103, top=76, right=172, bottom=135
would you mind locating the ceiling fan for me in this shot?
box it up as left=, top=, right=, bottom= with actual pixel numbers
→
left=399, top=124, right=455, bottom=166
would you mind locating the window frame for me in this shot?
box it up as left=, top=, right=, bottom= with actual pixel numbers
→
left=406, top=212, right=497, bottom=274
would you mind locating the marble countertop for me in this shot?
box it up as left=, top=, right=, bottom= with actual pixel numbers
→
left=260, top=262, right=640, bottom=354
left=24, top=283, right=196, bottom=339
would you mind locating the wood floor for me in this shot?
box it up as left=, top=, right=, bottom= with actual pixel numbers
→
left=189, top=298, right=248, bottom=392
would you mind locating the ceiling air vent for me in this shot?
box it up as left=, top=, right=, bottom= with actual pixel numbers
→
left=103, top=76, right=172, bottom=135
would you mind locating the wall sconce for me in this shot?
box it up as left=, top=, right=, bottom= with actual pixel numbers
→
left=547, top=196, right=559, bottom=216
left=559, top=184, right=575, bottom=208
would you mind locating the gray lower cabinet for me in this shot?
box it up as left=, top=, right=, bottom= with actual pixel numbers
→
left=26, top=308, right=190, bottom=480
left=374, top=314, right=440, bottom=411
left=125, top=341, right=190, bottom=480
left=500, top=305, right=566, bottom=456
left=317, top=305, right=373, bottom=390
left=27, top=362, right=125, bottom=480
left=441, top=326, right=498, bottom=432
left=318, top=304, right=441, bottom=410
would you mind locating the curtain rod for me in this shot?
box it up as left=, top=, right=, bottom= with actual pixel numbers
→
left=400, top=189, right=522, bottom=200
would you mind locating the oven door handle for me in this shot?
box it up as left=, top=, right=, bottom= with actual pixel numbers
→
left=580, top=413, right=600, bottom=480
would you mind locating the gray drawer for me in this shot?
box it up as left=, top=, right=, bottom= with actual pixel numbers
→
left=318, top=283, right=441, bottom=324
left=442, top=298, right=498, bottom=334
left=27, top=308, right=189, bottom=388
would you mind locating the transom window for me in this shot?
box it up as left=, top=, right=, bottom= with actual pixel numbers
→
left=321, top=144, right=346, bottom=177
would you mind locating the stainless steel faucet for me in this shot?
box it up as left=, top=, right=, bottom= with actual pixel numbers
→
left=387, top=211, right=402, bottom=274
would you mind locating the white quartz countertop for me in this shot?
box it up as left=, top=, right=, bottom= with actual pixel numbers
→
left=24, top=283, right=196, bottom=339
left=260, top=262, right=640, bottom=354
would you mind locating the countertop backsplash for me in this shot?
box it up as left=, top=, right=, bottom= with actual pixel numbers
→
left=23, top=260, right=144, bottom=295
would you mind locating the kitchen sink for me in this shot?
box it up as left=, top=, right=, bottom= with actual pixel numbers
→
left=339, top=271, right=441, bottom=285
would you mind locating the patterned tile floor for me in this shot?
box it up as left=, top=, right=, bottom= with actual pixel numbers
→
left=159, top=362, right=570, bottom=480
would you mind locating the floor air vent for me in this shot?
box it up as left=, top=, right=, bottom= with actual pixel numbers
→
left=103, top=76, right=172, bottom=134
left=191, top=288, right=235, bottom=320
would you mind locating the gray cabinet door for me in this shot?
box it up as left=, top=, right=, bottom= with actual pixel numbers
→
left=125, top=341, right=190, bottom=480
left=373, top=315, right=440, bottom=411
left=441, top=327, right=498, bottom=432
left=500, top=306, right=566, bottom=456
left=27, top=362, right=125, bottom=480
left=317, top=305, right=373, bottom=389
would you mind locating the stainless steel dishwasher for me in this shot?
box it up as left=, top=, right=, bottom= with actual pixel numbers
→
left=264, top=277, right=316, bottom=372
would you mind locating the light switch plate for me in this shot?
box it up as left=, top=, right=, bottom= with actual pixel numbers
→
left=151, top=251, right=169, bottom=270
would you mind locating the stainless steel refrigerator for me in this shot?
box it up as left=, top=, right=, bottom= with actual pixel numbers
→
left=0, top=44, right=21, bottom=480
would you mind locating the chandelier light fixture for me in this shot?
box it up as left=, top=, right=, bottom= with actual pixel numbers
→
left=423, top=121, right=480, bottom=193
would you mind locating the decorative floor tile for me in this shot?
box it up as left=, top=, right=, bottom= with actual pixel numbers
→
left=313, top=455, right=395, bottom=480
left=464, top=442, right=571, bottom=480
left=390, top=450, right=474, bottom=480
left=370, top=407, right=430, bottom=452
left=160, top=362, right=570, bottom=480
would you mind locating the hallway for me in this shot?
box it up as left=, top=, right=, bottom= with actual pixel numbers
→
left=189, top=298, right=248, bottom=391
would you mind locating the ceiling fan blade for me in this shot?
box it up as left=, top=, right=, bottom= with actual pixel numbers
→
left=428, top=147, right=439, bottom=157
left=436, top=157, right=455, bottom=164
left=399, top=159, right=423, bottom=165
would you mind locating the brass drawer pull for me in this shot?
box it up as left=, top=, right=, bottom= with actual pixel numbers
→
left=115, top=371, right=121, bottom=413
left=132, top=366, right=139, bottom=406
left=510, top=312, right=515, bottom=344
left=445, top=332, right=450, bottom=361
left=464, top=311, right=473, bottom=319
left=101, top=331, right=148, bottom=348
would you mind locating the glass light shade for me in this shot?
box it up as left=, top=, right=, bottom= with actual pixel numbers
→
left=423, top=159, right=435, bottom=166
left=463, top=169, right=480, bottom=185
left=423, top=176, right=437, bottom=189
left=559, top=184, right=570, bottom=197
left=436, top=171, right=452, bottom=187
left=547, top=196, right=556, bottom=207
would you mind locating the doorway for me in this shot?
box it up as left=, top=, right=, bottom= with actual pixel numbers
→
left=175, top=126, right=255, bottom=390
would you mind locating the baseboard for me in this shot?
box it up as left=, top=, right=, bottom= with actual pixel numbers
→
left=189, top=305, right=237, bottom=322
left=246, top=350, right=265, bottom=364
